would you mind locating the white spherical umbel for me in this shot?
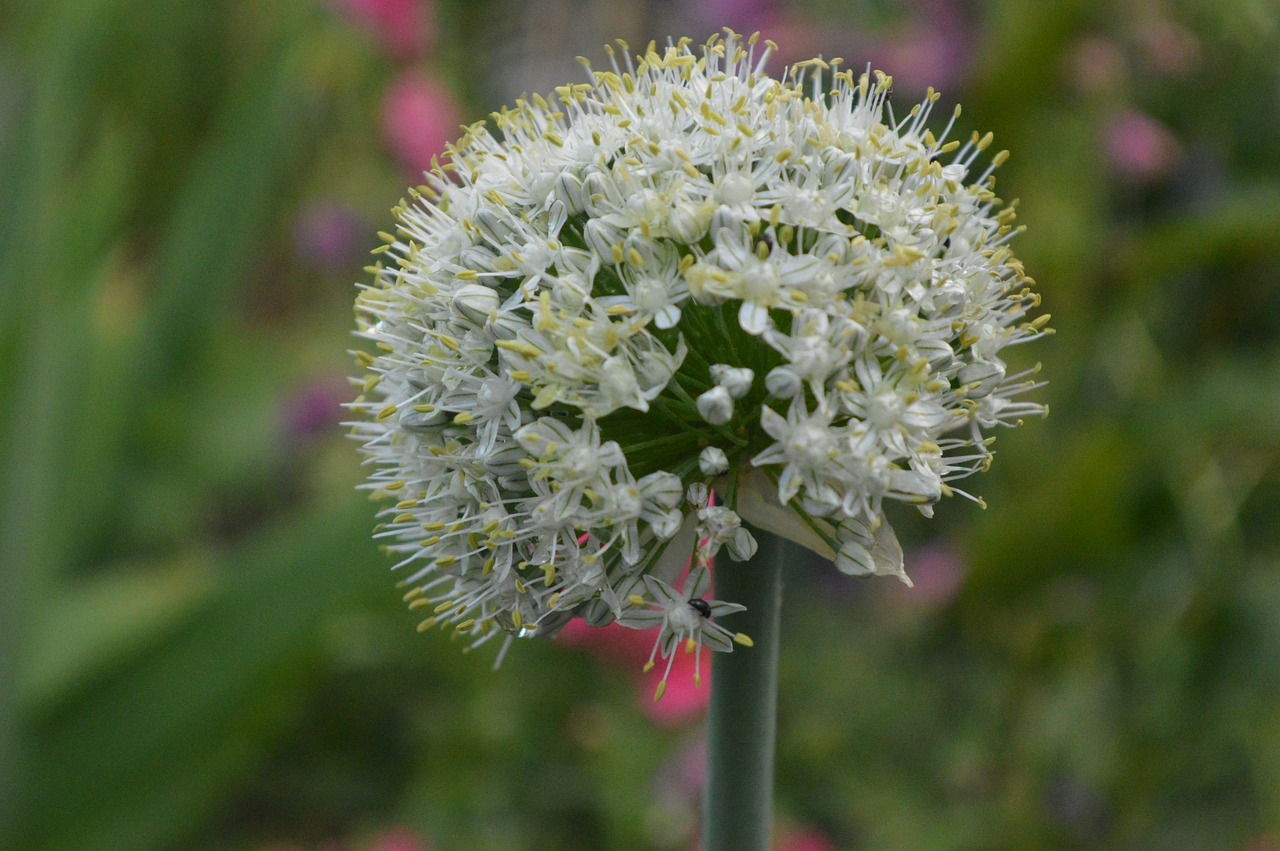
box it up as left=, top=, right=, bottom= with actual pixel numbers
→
left=348, top=32, right=1049, bottom=687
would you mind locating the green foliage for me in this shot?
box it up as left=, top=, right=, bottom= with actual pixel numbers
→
left=3, top=0, right=1279, bottom=848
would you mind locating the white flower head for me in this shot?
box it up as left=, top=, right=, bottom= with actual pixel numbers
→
left=349, top=31, right=1048, bottom=679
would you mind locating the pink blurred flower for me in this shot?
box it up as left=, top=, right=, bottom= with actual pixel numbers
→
left=1105, top=110, right=1180, bottom=184
left=559, top=618, right=653, bottom=664
left=877, top=542, right=966, bottom=609
left=638, top=641, right=710, bottom=725
left=867, top=20, right=972, bottom=93
left=560, top=568, right=714, bottom=726
left=775, top=827, right=838, bottom=851
left=686, top=823, right=838, bottom=851
left=281, top=375, right=349, bottom=440
left=368, top=827, right=432, bottom=851
left=381, top=72, right=461, bottom=178
left=696, top=0, right=777, bottom=33
left=335, top=0, right=434, bottom=60
left=904, top=543, right=967, bottom=607
left=293, top=201, right=366, bottom=270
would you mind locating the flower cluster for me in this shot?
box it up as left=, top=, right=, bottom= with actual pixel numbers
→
left=349, top=32, right=1047, bottom=685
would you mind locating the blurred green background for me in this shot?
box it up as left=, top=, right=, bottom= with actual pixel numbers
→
left=2, top=0, right=1279, bottom=848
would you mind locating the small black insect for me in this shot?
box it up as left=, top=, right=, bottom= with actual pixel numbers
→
left=688, top=598, right=712, bottom=618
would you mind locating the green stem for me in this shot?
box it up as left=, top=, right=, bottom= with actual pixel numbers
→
left=702, top=527, right=786, bottom=851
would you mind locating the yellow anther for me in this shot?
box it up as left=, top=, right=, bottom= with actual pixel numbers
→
left=495, top=340, right=543, bottom=358
left=734, top=633, right=754, bottom=647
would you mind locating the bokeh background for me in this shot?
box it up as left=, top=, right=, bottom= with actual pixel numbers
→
left=3, top=0, right=1280, bottom=848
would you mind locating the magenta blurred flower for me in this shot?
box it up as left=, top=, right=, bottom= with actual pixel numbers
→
left=1105, top=110, right=1180, bottom=184
left=258, top=826, right=431, bottom=851
left=867, top=19, right=972, bottom=93
left=367, top=827, right=432, bottom=851
left=381, top=72, right=461, bottom=177
left=685, top=823, right=839, bottom=851
left=562, top=557, right=715, bottom=725
left=560, top=619, right=712, bottom=725
left=281, top=375, right=349, bottom=439
left=696, top=0, right=778, bottom=33
left=335, top=0, right=433, bottom=60
left=638, top=642, right=710, bottom=725
left=774, top=827, right=838, bottom=851
left=293, top=201, right=366, bottom=270
left=560, top=618, right=654, bottom=663
left=890, top=543, right=966, bottom=608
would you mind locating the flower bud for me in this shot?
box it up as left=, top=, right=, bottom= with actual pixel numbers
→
left=696, top=385, right=734, bottom=425
left=452, top=283, right=499, bottom=325
left=710, top=364, right=755, bottom=399
left=764, top=366, right=802, bottom=399
left=699, top=447, right=729, bottom=476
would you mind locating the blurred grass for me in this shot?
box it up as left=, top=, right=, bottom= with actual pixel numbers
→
left=2, top=0, right=1279, bottom=848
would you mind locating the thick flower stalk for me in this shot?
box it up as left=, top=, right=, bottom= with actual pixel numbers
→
left=349, top=32, right=1048, bottom=685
